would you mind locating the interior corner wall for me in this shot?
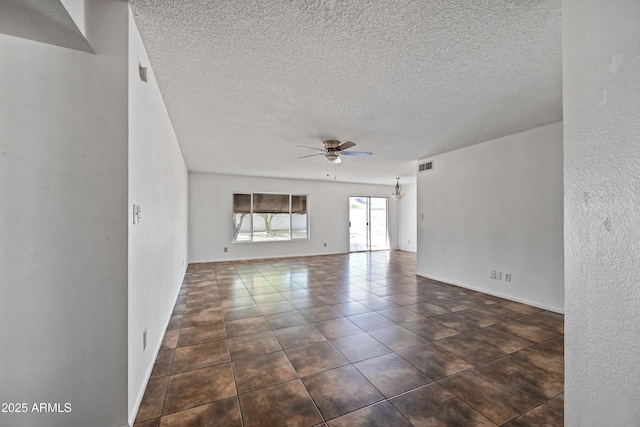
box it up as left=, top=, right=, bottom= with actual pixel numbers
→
left=127, top=8, right=188, bottom=424
left=416, top=122, right=564, bottom=312
left=188, top=173, right=399, bottom=263
left=563, top=0, right=640, bottom=424
left=397, top=182, right=417, bottom=252
left=0, top=1, right=130, bottom=426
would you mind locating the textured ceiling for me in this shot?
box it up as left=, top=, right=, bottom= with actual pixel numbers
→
left=129, top=0, right=561, bottom=185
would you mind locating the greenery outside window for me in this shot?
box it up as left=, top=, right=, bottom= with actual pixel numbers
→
left=233, top=193, right=308, bottom=242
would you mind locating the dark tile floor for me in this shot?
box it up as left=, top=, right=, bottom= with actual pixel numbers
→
left=134, top=251, right=564, bottom=427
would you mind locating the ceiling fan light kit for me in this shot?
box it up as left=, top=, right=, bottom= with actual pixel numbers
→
left=392, top=178, right=405, bottom=201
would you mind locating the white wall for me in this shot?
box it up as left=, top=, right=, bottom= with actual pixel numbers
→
left=416, top=122, right=564, bottom=312
left=0, top=1, right=130, bottom=426
left=397, top=182, right=417, bottom=252
left=564, top=0, right=640, bottom=424
left=128, top=9, right=189, bottom=425
left=189, top=173, right=400, bottom=262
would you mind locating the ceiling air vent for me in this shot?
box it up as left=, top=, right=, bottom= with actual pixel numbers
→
left=418, top=161, right=434, bottom=172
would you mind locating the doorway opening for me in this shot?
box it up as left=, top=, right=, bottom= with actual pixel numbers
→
left=349, top=196, right=389, bottom=252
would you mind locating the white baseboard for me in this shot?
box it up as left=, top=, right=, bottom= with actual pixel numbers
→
left=188, top=251, right=348, bottom=264
left=416, top=271, right=564, bottom=314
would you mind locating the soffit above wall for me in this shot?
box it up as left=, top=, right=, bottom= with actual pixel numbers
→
left=0, top=0, right=93, bottom=53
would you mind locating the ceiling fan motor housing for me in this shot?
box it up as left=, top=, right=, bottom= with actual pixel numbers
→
left=323, top=140, right=341, bottom=150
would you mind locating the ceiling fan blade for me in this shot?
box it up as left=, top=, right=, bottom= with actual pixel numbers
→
left=341, top=151, right=372, bottom=156
left=298, top=153, right=325, bottom=159
left=297, top=145, right=325, bottom=152
left=337, top=141, right=356, bottom=151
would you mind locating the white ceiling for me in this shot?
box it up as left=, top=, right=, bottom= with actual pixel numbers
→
left=129, top=0, right=562, bottom=185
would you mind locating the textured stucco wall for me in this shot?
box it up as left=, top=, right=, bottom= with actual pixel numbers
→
left=397, top=182, right=417, bottom=253
left=416, top=123, right=564, bottom=312
left=564, top=0, right=640, bottom=424
left=128, top=8, right=189, bottom=425
left=0, top=1, right=130, bottom=426
left=188, top=173, right=400, bottom=262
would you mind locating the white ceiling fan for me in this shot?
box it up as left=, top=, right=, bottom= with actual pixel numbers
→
left=297, top=140, right=373, bottom=164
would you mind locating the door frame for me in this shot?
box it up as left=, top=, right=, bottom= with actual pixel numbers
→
left=349, top=196, right=389, bottom=252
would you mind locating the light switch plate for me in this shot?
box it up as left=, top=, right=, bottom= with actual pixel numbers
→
left=133, top=204, right=141, bottom=224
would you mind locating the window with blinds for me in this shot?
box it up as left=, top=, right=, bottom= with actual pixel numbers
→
left=232, top=193, right=308, bottom=242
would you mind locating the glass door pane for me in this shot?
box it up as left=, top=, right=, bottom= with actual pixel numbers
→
left=349, top=196, right=389, bottom=252
left=349, top=197, right=369, bottom=252
left=370, top=197, right=389, bottom=250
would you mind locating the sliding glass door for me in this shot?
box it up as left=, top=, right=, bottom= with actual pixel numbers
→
left=349, top=196, right=388, bottom=252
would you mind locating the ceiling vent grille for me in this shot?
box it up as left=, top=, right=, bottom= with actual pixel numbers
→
left=418, top=161, right=434, bottom=172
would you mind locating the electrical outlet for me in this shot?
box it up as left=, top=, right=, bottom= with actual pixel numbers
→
left=324, top=242, right=327, bottom=247
left=490, top=270, right=497, bottom=279
left=223, top=247, right=228, bottom=253
left=504, top=273, right=511, bottom=282
left=143, top=329, right=147, bottom=351
left=496, top=271, right=502, bottom=280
